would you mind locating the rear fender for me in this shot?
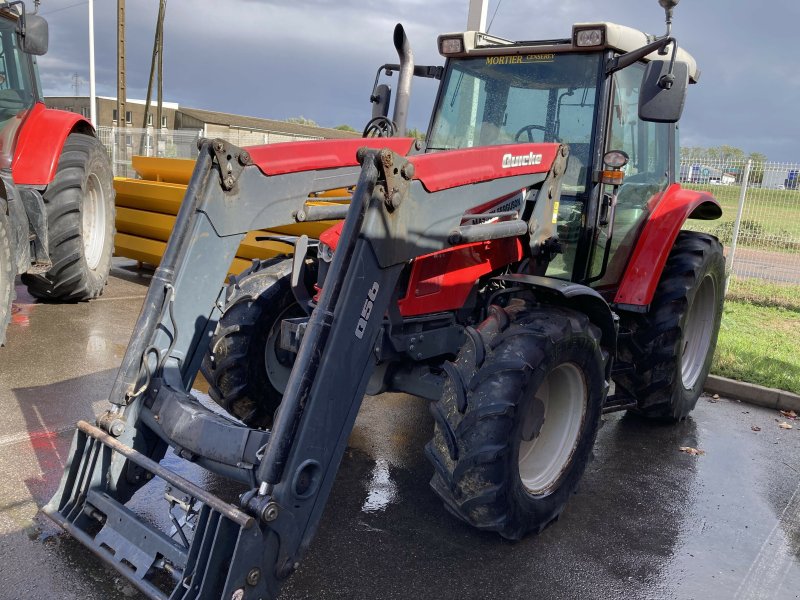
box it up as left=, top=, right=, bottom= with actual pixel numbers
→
left=12, top=103, right=94, bottom=186
left=614, top=184, right=721, bottom=309
left=493, top=273, right=617, bottom=362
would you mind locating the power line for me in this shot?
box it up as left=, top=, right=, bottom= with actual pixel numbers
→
left=487, top=0, right=503, bottom=33
left=41, top=1, right=89, bottom=16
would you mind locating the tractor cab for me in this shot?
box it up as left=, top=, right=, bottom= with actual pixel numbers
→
left=0, top=2, right=47, bottom=168
left=426, top=22, right=699, bottom=290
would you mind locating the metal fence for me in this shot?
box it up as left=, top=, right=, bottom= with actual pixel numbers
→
left=97, top=126, right=325, bottom=178
left=97, top=127, right=202, bottom=178
left=679, top=158, right=800, bottom=288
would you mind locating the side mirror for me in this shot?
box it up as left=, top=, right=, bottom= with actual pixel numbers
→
left=17, top=14, right=49, bottom=56
left=639, top=59, right=688, bottom=123
left=370, top=83, right=392, bottom=119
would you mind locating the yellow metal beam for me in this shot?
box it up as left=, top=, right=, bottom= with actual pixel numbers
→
left=115, top=177, right=185, bottom=214
left=131, top=156, right=195, bottom=184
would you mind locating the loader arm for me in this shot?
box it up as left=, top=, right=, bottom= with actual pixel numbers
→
left=45, top=138, right=567, bottom=600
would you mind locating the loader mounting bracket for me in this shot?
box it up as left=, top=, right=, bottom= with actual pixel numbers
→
left=207, top=138, right=251, bottom=191
left=368, top=147, right=413, bottom=211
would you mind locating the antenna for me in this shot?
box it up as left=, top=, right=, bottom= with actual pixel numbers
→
left=72, top=72, right=81, bottom=96
left=658, top=0, right=680, bottom=37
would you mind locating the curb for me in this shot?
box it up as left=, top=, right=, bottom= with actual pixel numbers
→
left=705, top=375, right=800, bottom=413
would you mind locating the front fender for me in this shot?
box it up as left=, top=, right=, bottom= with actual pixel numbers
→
left=614, top=183, right=721, bottom=308
left=12, top=103, right=94, bottom=186
left=493, top=273, right=617, bottom=361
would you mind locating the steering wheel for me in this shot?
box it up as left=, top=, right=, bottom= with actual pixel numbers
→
left=362, top=116, right=397, bottom=138
left=514, top=124, right=548, bottom=143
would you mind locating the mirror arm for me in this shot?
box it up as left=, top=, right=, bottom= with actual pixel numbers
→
left=606, top=36, right=674, bottom=76
left=5, top=0, right=25, bottom=35
left=658, top=40, right=679, bottom=90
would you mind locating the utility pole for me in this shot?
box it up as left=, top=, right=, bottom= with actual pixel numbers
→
left=156, top=1, right=165, bottom=143
left=89, top=0, right=96, bottom=126
left=466, top=0, right=488, bottom=31
left=140, top=0, right=166, bottom=156
left=117, top=0, right=126, bottom=172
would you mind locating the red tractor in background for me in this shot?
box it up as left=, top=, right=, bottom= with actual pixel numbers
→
left=0, top=1, right=115, bottom=345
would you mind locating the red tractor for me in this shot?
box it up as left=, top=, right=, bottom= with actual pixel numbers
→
left=0, top=2, right=115, bottom=345
left=46, top=2, right=724, bottom=598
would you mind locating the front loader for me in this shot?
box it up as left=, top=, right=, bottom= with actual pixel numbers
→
left=44, top=2, right=725, bottom=598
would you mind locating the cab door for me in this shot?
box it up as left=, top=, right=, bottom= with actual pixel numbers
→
left=587, top=61, right=674, bottom=289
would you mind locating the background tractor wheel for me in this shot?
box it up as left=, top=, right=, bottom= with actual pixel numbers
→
left=615, top=231, right=725, bottom=421
left=201, top=258, right=303, bottom=429
left=22, top=133, right=115, bottom=301
left=0, top=208, right=13, bottom=345
left=425, top=301, right=606, bottom=540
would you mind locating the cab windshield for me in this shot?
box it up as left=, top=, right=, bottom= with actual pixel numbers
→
left=428, top=52, right=602, bottom=194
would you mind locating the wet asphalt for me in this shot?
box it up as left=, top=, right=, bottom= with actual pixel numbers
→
left=0, top=259, right=798, bottom=600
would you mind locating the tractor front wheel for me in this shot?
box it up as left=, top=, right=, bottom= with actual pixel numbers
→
left=615, top=231, right=725, bottom=421
left=0, top=208, right=14, bottom=345
left=425, top=301, right=606, bottom=540
left=22, top=133, right=115, bottom=301
left=201, top=258, right=303, bottom=429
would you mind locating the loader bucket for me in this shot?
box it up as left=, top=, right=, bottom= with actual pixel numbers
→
left=43, top=421, right=275, bottom=600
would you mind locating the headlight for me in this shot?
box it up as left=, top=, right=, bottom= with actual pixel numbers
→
left=439, top=36, right=464, bottom=55
left=603, top=150, right=629, bottom=169
left=318, top=242, right=334, bottom=263
left=574, top=28, right=604, bottom=47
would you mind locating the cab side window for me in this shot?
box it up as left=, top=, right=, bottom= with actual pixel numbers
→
left=589, top=62, right=672, bottom=286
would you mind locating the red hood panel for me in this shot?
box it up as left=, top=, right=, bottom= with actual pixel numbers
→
left=248, top=137, right=415, bottom=176
left=410, top=143, right=560, bottom=192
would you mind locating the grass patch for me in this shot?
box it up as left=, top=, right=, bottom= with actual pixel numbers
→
left=681, top=183, right=800, bottom=252
left=726, top=277, right=800, bottom=312
left=712, top=297, right=800, bottom=394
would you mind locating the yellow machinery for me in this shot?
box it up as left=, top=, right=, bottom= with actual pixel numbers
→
left=114, top=156, right=345, bottom=274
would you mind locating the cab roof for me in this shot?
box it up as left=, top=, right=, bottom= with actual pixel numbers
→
left=438, top=21, right=700, bottom=84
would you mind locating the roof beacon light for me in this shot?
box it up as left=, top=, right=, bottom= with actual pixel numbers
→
left=440, top=36, right=464, bottom=55
left=575, top=28, right=604, bottom=47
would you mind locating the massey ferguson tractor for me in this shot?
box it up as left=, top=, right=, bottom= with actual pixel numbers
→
left=45, top=1, right=724, bottom=598
left=0, top=2, right=115, bottom=345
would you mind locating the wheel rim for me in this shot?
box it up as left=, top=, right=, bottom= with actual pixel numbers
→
left=264, top=303, right=301, bottom=393
left=82, top=172, right=106, bottom=271
left=681, top=274, right=717, bottom=389
left=518, top=363, right=587, bottom=495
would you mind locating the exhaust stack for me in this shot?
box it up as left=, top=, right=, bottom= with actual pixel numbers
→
left=392, top=23, right=414, bottom=137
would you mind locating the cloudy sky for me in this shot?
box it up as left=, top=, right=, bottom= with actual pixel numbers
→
left=38, top=0, right=800, bottom=161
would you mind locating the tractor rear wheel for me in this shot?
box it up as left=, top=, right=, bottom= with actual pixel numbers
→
left=0, top=208, right=14, bottom=345
left=201, top=258, right=302, bottom=428
left=22, top=133, right=115, bottom=301
left=615, top=231, right=725, bottom=421
left=425, top=301, right=605, bottom=540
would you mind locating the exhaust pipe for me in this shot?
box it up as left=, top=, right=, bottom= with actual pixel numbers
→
left=392, top=23, right=414, bottom=137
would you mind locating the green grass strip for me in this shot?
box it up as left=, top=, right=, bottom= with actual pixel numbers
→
left=712, top=299, right=800, bottom=395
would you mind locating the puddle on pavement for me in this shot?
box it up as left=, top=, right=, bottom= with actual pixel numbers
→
left=361, top=458, right=398, bottom=513
left=10, top=302, right=32, bottom=327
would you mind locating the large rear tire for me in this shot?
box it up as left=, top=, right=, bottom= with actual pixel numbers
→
left=201, top=258, right=302, bottom=428
left=0, top=208, right=13, bottom=345
left=21, top=133, right=115, bottom=301
left=615, top=231, right=725, bottom=421
left=425, top=301, right=606, bottom=540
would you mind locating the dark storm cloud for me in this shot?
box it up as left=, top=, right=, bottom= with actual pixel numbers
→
left=38, top=0, right=800, bottom=160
